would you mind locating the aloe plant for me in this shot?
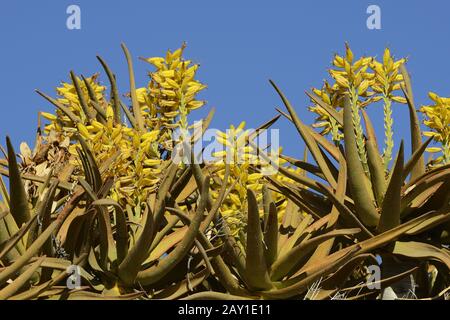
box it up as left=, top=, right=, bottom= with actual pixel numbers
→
left=1, top=43, right=449, bottom=300
left=267, top=47, right=450, bottom=298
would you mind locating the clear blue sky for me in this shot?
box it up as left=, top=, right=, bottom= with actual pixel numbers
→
left=1, top=0, right=449, bottom=159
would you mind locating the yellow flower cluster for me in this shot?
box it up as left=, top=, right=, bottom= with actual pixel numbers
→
left=41, top=74, right=163, bottom=207
left=140, top=43, right=206, bottom=135
left=211, top=122, right=292, bottom=235
left=420, top=92, right=450, bottom=164
left=370, top=48, right=407, bottom=167
left=309, top=45, right=407, bottom=169
left=39, top=45, right=209, bottom=207
left=329, top=43, right=374, bottom=102
left=309, top=81, right=343, bottom=142
left=211, top=122, right=262, bottom=233
left=370, top=48, right=406, bottom=103
left=41, top=74, right=106, bottom=133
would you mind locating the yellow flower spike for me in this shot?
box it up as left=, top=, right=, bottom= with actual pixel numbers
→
left=345, top=43, right=354, bottom=63
left=161, top=89, right=177, bottom=98
left=143, top=57, right=166, bottom=68
left=92, top=131, right=104, bottom=143
left=142, top=168, right=158, bottom=175
left=333, top=55, right=345, bottom=68
left=420, top=92, right=450, bottom=164
left=165, top=78, right=180, bottom=89
left=113, top=132, right=122, bottom=145
left=428, top=92, right=441, bottom=103
left=160, top=70, right=175, bottom=78
left=383, top=48, right=391, bottom=66
left=136, top=88, right=148, bottom=103
left=333, top=74, right=350, bottom=89
left=159, top=100, right=177, bottom=107
left=171, top=45, right=185, bottom=60
left=152, top=73, right=164, bottom=85
left=212, top=150, right=228, bottom=159
left=248, top=173, right=263, bottom=181
left=357, top=79, right=370, bottom=95
left=77, top=123, right=91, bottom=140
left=393, top=59, right=406, bottom=70
left=426, top=147, right=443, bottom=153
left=187, top=101, right=205, bottom=110
left=391, top=96, right=407, bottom=104
left=344, top=60, right=352, bottom=75
left=91, top=120, right=105, bottom=131
left=165, top=49, right=174, bottom=65
left=41, top=112, right=58, bottom=121
left=141, top=130, right=160, bottom=141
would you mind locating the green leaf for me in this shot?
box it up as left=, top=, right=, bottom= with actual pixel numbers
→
left=270, top=80, right=337, bottom=188
left=97, top=55, right=121, bottom=124
left=136, top=177, right=210, bottom=286
left=393, top=241, right=450, bottom=270
left=403, top=136, right=432, bottom=180
left=118, top=201, right=156, bottom=285
left=0, top=219, right=58, bottom=285
left=166, top=207, right=249, bottom=296
left=6, top=137, right=30, bottom=228
left=264, top=201, right=278, bottom=268
left=400, top=64, right=425, bottom=180
left=121, top=43, right=145, bottom=131
left=342, top=97, right=379, bottom=227
left=0, top=211, right=38, bottom=260
left=76, top=135, right=102, bottom=193
left=270, top=228, right=360, bottom=281
left=378, top=141, right=404, bottom=233
left=245, top=189, right=273, bottom=290
left=35, top=90, right=81, bottom=123
left=362, top=109, right=386, bottom=207
left=0, top=257, right=45, bottom=300
left=92, top=199, right=129, bottom=265
left=262, top=247, right=360, bottom=299
left=316, top=182, right=374, bottom=239
left=70, top=70, right=95, bottom=121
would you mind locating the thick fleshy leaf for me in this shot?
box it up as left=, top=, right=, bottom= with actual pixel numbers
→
left=97, top=55, right=121, bottom=124
left=400, top=64, right=425, bottom=180
left=403, top=136, right=432, bottom=180
left=118, top=202, right=156, bottom=285
left=270, top=228, right=360, bottom=281
left=263, top=186, right=278, bottom=267
left=393, top=241, right=450, bottom=270
left=77, top=136, right=102, bottom=193
left=362, top=110, right=386, bottom=207
left=35, top=90, right=81, bottom=123
left=270, top=80, right=337, bottom=188
left=70, top=70, right=95, bottom=121
left=0, top=257, right=44, bottom=300
left=92, top=199, right=129, bottom=265
left=135, top=177, right=210, bottom=286
left=245, top=189, right=273, bottom=290
left=343, top=96, right=379, bottom=226
left=378, top=141, right=404, bottom=233
left=6, top=137, right=30, bottom=228
left=262, top=247, right=360, bottom=299
left=121, top=43, right=145, bottom=131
